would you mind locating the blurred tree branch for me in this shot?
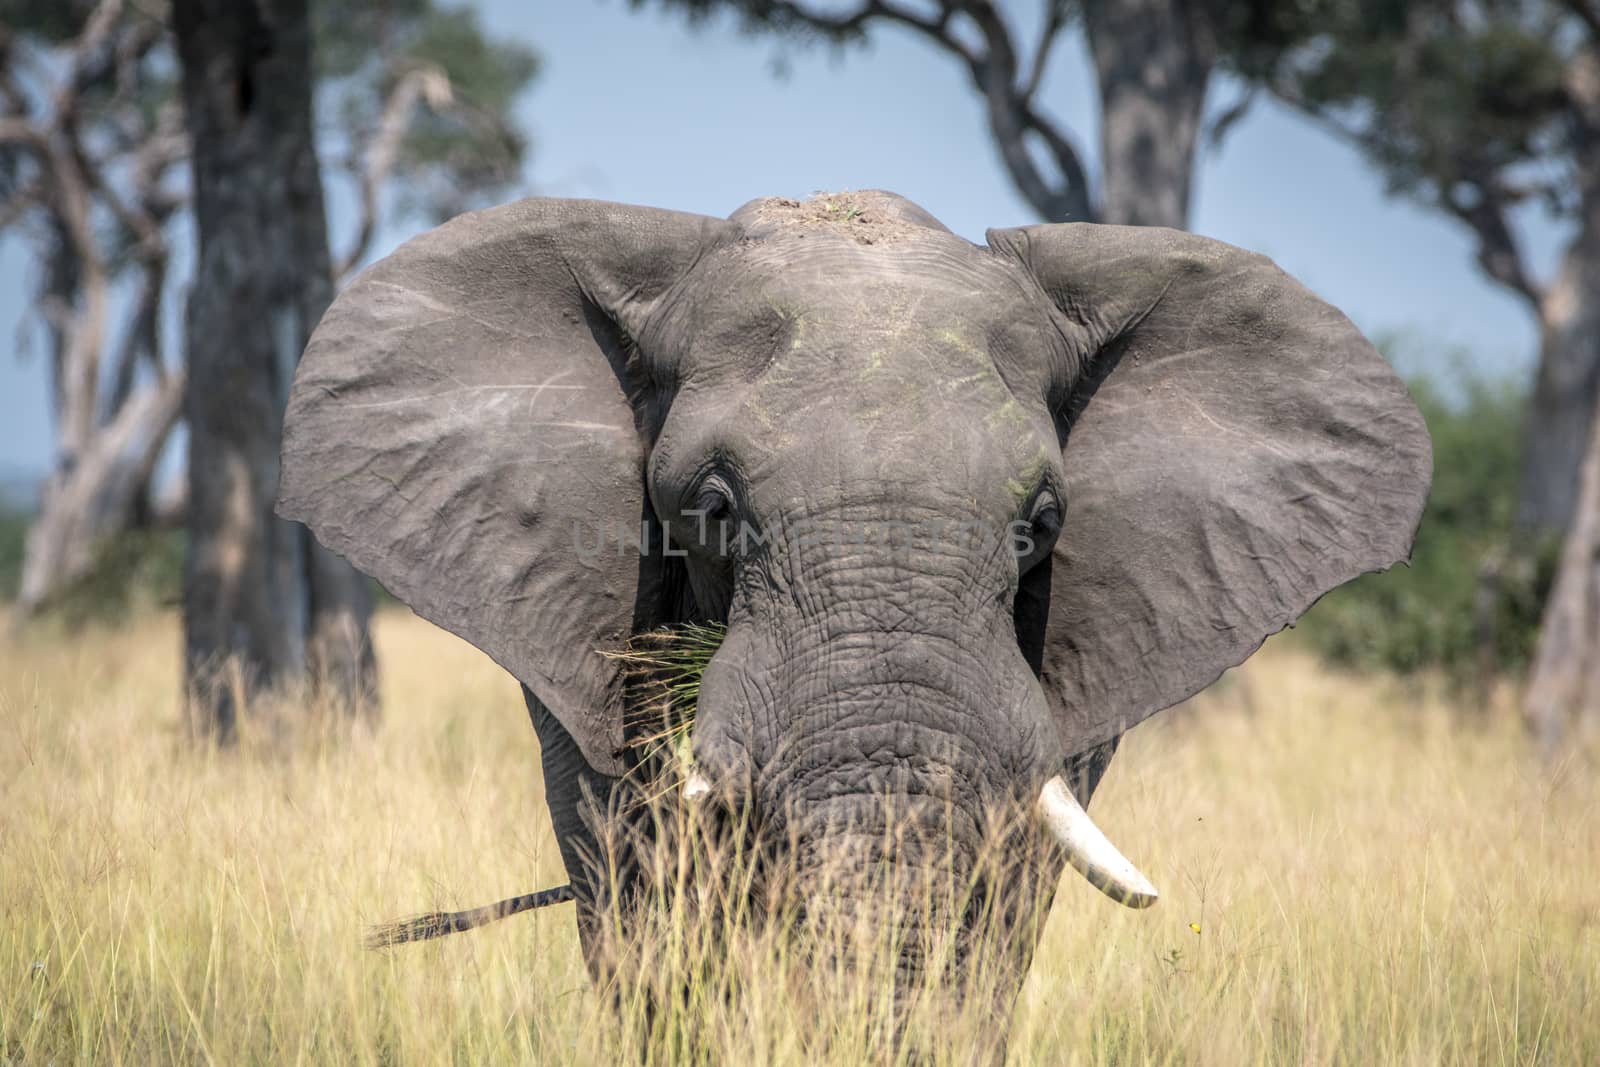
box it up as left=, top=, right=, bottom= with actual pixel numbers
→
left=1442, top=182, right=1541, bottom=311
left=1561, top=0, right=1600, bottom=40
left=636, top=0, right=1098, bottom=222
left=337, top=63, right=453, bottom=279
left=637, top=2, right=1340, bottom=229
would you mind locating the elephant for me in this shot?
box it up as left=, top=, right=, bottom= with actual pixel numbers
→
left=276, top=190, right=1431, bottom=1046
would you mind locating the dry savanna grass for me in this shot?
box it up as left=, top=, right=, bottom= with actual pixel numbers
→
left=2, top=607, right=1597, bottom=1065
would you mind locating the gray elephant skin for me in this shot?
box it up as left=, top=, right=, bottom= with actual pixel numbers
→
left=276, top=191, right=1432, bottom=1033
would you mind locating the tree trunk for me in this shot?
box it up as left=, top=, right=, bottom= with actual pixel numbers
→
left=1519, top=49, right=1600, bottom=535
left=1509, top=50, right=1600, bottom=751
left=16, top=375, right=185, bottom=613
left=1521, top=262, right=1600, bottom=535
left=15, top=169, right=129, bottom=615
left=1082, top=0, right=1217, bottom=228
left=1524, top=381, right=1600, bottom=755
left=173, top=0, right=375, bottom=739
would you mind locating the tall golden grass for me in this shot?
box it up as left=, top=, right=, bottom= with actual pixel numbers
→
left=2, top=608, right=1596, bottom=1065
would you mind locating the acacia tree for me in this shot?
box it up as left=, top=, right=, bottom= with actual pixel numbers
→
left=634, top=0, right=1281, bottom=228
left=0, top=0, right=537, bottom=620
left=0, top=1, right=187, bottom=615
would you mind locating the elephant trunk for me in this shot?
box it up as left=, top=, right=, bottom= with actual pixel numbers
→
left=685, top=505, right=1132, bottom=994
left=781, top=793, right=977, bottom=986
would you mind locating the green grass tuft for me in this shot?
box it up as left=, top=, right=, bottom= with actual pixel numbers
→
left=601, top=622, right=727, bottom=784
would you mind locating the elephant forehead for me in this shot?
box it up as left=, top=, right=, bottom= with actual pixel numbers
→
left=732, top=326, right=1058, bottom=505
left=723, top=230, right=1015, bottom=314
left=730, top=396, right=1058, bottom=526
left=666, top=234, right=1065, bottom=498
left=760, top=312, right=1012, bottom=414
left=666, top=233, right=1063, bottom=393
left=708, top=242, right=1034, bottom=374
left=684, top=230, right=1020, bottom=328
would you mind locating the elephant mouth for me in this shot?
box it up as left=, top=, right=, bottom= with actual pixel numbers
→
left=607, top=623, right=1159, bottom=912
left=681, top=768, right=1158, bottom=909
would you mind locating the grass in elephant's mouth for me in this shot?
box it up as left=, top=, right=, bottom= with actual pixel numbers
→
left=3, top=607, right=1599, bottom=1065
left=602, top=622, right=726, bottom=792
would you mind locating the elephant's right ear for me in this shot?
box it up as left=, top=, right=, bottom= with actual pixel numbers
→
left=278, top=198, right=740, bottom=777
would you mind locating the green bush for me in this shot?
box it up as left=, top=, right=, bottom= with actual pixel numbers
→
left=0, top=507, right=398, bottom=622
left=0, top=513, right=185, bottom=626
left=47, top=526, right=187, bottom=626
left=1296, top=371, right=1554, bottom=677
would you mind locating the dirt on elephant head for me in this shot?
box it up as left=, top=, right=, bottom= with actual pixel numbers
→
left=728, top=190, right=954, bottom=244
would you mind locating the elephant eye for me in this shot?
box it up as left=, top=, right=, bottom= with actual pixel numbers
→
left=1031, top=495, right=1063, bottom=542
left=1016, top=490, right=1063, bottom=572
left=694, top=482, right=733, bottom=522
left=681, top=474, right=739, bottom=557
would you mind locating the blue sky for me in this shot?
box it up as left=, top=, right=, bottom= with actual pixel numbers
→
left=0, top=0, right=1568, bottom=487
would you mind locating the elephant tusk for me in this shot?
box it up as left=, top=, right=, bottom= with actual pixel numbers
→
left=1036, top=775, right=1159, bottom=909
left=683, top=770, right=712, bottom=801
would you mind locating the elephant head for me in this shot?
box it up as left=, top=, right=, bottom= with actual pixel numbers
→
left=277, top=191, right=1430, bottom=1004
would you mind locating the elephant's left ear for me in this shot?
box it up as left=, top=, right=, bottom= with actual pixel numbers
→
left=988, top=223, right=1432, bottom=754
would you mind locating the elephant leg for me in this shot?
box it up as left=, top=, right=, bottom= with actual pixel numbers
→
left=522, top=685, right=635, bottom=982
left=974, top=735, right=1122, bottom=1051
